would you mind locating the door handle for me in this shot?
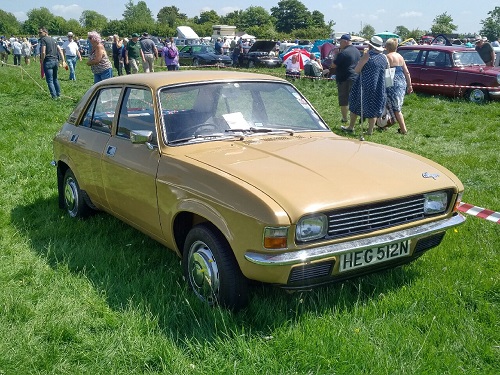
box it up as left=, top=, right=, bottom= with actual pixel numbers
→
left=106, top=145, right=116, bottom=157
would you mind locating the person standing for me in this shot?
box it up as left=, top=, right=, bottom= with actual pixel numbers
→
left=384, top=38, right=413, bottom=134
left=112, top=34, right=123, bottom=76
left=12, top=38, right=22, bottom=66
left=139, top=32, right=158, bottom=73
left=86, top=31, right=113, bottom=83
left=163, top=38, right=179, bottom=71
left=475, top=36, right=495, bottom=66
left=491, top=36, right=500, bottom=48
left=0, top=36, right=10, bottom=65
left=332, top=34, right=361, bottom=123
left=21, top=38, right=31, bottom=65
left=120, top=38, right=130, bottom=74
left=125, top=33, right=144, bottom=74
left=62, top=32, right=82, bottom=81
left=39, top=27, right=64, bottom=99
left=342, top=36, right=387, bottom=135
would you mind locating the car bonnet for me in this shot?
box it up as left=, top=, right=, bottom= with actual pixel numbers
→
left=182, top=135, right=462, bottom=221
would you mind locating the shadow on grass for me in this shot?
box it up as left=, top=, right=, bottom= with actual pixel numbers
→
left=11, top=196, right=422, bottom=344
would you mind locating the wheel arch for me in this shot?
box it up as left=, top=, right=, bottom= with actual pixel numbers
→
left=172, top=199, right=234, bottom=256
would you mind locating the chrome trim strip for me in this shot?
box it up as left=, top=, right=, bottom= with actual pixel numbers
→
left=245, top=214, right=465, bottom=266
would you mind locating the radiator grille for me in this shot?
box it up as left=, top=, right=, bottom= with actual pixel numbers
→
left=326, top=195, right=426, bottom=239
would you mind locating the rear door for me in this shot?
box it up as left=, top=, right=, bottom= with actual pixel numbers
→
left=418, top=50, right=457, bottom=96
left=68, top=86, right=122, bottom=209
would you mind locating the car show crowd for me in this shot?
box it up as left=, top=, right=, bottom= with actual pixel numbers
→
left=2, top=28, right=499, bottom=135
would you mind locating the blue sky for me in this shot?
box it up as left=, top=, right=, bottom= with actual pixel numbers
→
left=3, top=0, right=497, bottom=35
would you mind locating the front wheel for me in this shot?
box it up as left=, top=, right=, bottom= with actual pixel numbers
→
left=465, top=87, right=489, bottom=104
left=192, top=58, right=199, bottom=67
left=183, top=223, right=248, bottom=311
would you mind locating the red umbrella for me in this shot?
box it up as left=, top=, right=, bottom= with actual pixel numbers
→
left=282, top=48, right=311, bottom=70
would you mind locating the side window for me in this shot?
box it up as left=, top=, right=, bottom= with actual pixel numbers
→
left=79, top=88, right=121, bottom=133
left=425, top=51, right=449, bottom=67
left=117, top=88, right=156, bottom=142
left=399, top=49, right=423, bottom=65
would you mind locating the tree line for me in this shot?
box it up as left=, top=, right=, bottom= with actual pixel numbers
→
left=0, top=1, right=498, bottom=43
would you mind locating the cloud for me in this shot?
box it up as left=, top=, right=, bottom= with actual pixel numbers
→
left=331, top=3, right=344, bottom=10
left=13, top=11, right=28, bottom=22
left=51, top=4, right=84, bottom=19
left=400, top=11, right=423, bottom=18
left=220, top=7, right=240, bottom=16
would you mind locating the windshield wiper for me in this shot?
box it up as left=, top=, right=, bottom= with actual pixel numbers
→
left=225, top=127, right=295, bottom=135
left=168, top=133, right=234, bottom=145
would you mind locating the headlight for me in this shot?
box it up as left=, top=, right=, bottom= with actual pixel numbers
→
left=423, top=191, right=448, bottom=215
left=296, top=214, right=328, bottom=242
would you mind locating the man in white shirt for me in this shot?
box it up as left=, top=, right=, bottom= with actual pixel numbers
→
left=62, top=32, right=82, bottom=80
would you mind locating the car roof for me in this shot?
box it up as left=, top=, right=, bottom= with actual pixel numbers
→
left=92, top=70, right=287, bottom=91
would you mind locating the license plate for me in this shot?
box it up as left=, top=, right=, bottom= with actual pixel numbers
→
left=339, top=241, right=410, bottom=272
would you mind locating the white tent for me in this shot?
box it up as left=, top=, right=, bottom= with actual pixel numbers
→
left=177, top=26, right=199, bottom=39
left=239, top=33, right=256, bottom=40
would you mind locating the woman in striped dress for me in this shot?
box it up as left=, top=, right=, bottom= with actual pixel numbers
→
left=87, top=31, right=113, bottom=83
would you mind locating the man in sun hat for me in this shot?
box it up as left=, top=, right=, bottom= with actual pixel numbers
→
left=331, top=34, right=361, bottom=123
left=474, top=35, right=495, bottom=66
left=62, top=31, right=82, bottom=80
left=367, top=35, right=384, bottom=52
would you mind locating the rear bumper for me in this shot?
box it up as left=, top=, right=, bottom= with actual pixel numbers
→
left=245, top=214, right=465, bottom=266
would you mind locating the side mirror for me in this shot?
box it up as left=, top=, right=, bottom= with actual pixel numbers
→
left=130, top=130, right=153, bottom=144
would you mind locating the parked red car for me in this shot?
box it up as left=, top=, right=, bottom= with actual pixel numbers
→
left=398, top=44, right=500, bottom=103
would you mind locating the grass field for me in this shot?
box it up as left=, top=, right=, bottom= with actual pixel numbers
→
left=0, top=60, right=499, bottom=374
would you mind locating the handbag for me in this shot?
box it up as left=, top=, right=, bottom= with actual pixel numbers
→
left=384, top=55, right=395, bottom=87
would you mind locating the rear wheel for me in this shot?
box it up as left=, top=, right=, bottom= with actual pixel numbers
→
left=193, top=58, right=199, bottom=67
left=465, top=87, right=489, bottom=104
left=183, top=223, right=248, bottom=311
left=63, top=169, right=91, bottom=218
left=248, top=60, right=255, bottom=68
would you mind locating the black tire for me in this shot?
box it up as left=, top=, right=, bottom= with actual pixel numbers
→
left=193, top=58, right=199, bottom=67
left=465, top=87, right=489, bottom=104
left=248, top=60, right=255, bottom=68
left=63, top=169, right=91, bottom=218
left=183, top=223, right=248, bottom=311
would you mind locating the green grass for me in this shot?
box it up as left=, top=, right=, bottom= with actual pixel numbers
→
left=0, top=61, right=499, bottom=374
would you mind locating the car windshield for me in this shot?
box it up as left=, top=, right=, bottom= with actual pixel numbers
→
left=192, top=45, right=216, bottom=54
left=453, top=51, right=486, bottom=67
left=159, top=81, right=329, bottom=144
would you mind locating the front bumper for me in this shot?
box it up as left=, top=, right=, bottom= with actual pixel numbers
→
left=245, top=214, right=465, bottom=266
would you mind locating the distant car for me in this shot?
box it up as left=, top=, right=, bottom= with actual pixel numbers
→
left=239, top=41, right=281, bottom=68
left=178, top=44, right=232, bottom=67
left=52, top=70, right=465, bottom=310
left=398, top=44, right=500, bottom=103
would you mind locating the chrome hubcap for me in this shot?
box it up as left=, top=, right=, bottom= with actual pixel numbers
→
left=188, top=241, right=219, bottom=304
left=64, top=177, right=77, bottom=216
left=470, top=89, right=485, bottom=103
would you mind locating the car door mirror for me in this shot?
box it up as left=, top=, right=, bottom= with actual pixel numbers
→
left=130, top=129, right=153, bottom=144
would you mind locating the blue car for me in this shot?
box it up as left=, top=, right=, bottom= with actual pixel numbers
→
left=178, top=44, right=233, bottom=67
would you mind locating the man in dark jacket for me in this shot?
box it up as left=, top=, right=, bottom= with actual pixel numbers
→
left=332, top=34, right=361, bottom=123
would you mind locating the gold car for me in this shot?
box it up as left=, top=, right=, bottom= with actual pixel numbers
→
left=53, top=71, right=465, bottom=310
